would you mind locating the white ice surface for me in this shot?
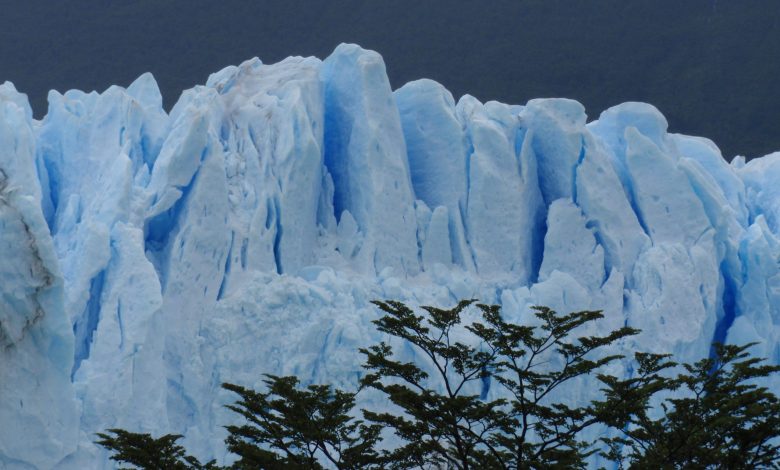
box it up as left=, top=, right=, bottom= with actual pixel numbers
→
left=1, top=45, right=779, bottom=468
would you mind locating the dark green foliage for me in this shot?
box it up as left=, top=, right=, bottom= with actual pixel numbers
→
left=359, top=300, right=511, bottom=469
left=361, top=300, right=639, bottom=469
left=98, top=300, right=780, bottom=469
left=600, top=342, right=780, bottom=469
left=472, top=304, right=640, bottom=468
left=222, top=375, right=384, bottom=469
left=95, top=429, right=217, bottom=469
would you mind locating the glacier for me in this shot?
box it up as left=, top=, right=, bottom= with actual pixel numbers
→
left=1, top=43, right=780, bottom=468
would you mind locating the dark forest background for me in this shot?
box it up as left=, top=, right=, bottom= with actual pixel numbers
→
left=1, top=0, right=778, bottom=159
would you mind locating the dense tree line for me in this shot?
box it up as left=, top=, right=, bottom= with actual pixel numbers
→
left=98, top=300, right=780, bottom=469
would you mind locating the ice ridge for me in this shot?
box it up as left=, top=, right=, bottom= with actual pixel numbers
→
left=1, top=43, right=779, bottom=468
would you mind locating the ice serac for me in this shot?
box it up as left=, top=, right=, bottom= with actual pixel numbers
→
left=539, top=199, right=605, bottom=293
left=395, top=79, right=473, bottom=271
left=200, top=56, right=326, bottom=280
left=732, top=153, right=780, bottom=366
left=321, top=44, right=419, bottom=275
left=1, top=44, right=780, bottom=468
left=582, top=105, right=712, bottom=358
left=522, top=98, right=585, bottom=205
left=457, top=96, right=544, bottom=282
left=0, top=83, right=78, bottom=469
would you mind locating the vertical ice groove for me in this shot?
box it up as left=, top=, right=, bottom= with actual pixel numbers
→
left=216, top=231, right=235, bottom=300
left=712, top=259, right=738, bottom=347
left=459, top=115, right=478, bottom=272
left=272, top=196, right=283, bottom=275
left=570, top=137, right=587, bottom=205
left=71, top=268, right=106, bottom=378
left=116, top=299, right=124, bottom=350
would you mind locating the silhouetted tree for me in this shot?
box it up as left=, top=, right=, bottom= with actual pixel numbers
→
left=360, top=300, right=638, bottom=469
left=223, top=376, right=385, bottom=469
left=98, top=300, right=780, bottom=469
left=599, top=342, right=780, bottom=469
left=96, top=429, right=217, bottom=469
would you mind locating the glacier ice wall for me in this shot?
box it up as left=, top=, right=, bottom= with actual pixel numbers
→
left=1, top=43, right=780, bottom=468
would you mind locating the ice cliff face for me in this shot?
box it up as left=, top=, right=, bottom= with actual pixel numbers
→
left=1, top=43, right=779, bottom=468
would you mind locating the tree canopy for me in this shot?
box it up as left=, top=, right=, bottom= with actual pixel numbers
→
left=98, top=300, right=780, bottom=469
